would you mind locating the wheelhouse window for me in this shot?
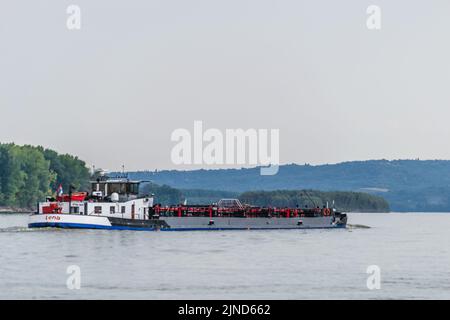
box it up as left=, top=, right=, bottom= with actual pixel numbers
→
left=127, top=183, right=139, bottom=195
left=108, top=183, right=127, bottom=194
left=121, top=206, right=126, bottom=214
left=94, top=182, right=139, bottom=195
left=94, top=206, right=102, bottom=214
left=92, top=183, right=106, bottom=194
left=110, top=206, right=115, bottom=214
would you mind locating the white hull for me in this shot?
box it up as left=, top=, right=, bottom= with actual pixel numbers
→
left=29, top=214, right=112, bottom=229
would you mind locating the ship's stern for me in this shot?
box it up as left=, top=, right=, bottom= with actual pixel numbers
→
left=334, top=212, right=347, bottom=228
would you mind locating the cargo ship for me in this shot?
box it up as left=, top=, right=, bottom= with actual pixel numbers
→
left=28, top=177, right=347, bottom=231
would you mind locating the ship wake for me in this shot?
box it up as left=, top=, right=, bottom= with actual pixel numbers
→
left=347, top=224, right=371, bottom=229
left=0, top=226, right=60, bottom=233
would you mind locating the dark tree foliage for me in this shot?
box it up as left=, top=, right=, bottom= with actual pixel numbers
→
left=0, top=143, right=90, bottom=208
left=238, top=190, right=390, bottom=212
left=179, top=189, right=239, bottom=205
left=139, top=182, right=183, bottom=206
left=41, top=148, right=90, bottom=192
left=144, top=183, right=389, bottom=212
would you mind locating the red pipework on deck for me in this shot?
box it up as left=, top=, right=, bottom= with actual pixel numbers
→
left=153, top=203, right=325, bottom=218
left=42, top=203, right=62, bottom=214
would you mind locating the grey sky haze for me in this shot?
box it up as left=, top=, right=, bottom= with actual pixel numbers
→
left=1, top=1, right=450, bottom=171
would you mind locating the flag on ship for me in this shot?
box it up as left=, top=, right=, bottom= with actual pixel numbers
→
left=56, top=184, right=63, bottom=197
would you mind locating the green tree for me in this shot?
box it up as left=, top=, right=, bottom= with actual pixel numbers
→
left=42, top=148, right=90, bottom=192
left=0, top=143, right=90, bottom=208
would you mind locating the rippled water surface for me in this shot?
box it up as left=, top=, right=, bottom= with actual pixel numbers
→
left=1, top=213, right=449, bottom=299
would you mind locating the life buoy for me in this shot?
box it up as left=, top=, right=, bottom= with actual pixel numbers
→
left=323, top=208, right=331, bottom=216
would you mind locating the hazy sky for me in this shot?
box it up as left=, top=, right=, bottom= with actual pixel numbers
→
left=1, top=1, right=450, bottom=171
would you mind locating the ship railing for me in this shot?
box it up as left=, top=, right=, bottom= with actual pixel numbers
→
left=152, top=205, right=326, bottom=218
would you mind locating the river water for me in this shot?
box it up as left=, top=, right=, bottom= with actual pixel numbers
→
left=0, top=212, right=449, bottom=299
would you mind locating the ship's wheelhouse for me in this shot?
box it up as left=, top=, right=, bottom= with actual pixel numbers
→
left=91, top=178, right=141, bottom=202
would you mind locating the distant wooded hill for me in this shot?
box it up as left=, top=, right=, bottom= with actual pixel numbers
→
left=124, top=160, right=450, bottom=212
left=3, top=143, right=447, bottom=212
left=239, top=190, right=389, bottom=212
left=138, top=183, right=389, bottom=212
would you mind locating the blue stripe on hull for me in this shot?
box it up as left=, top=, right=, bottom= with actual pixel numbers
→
left=28, top=222, right=156, bottom=231
left=29, top=222, right=346, bottom=231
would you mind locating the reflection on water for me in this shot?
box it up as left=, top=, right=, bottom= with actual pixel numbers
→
left=0, top=212, right=449, bottom=299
